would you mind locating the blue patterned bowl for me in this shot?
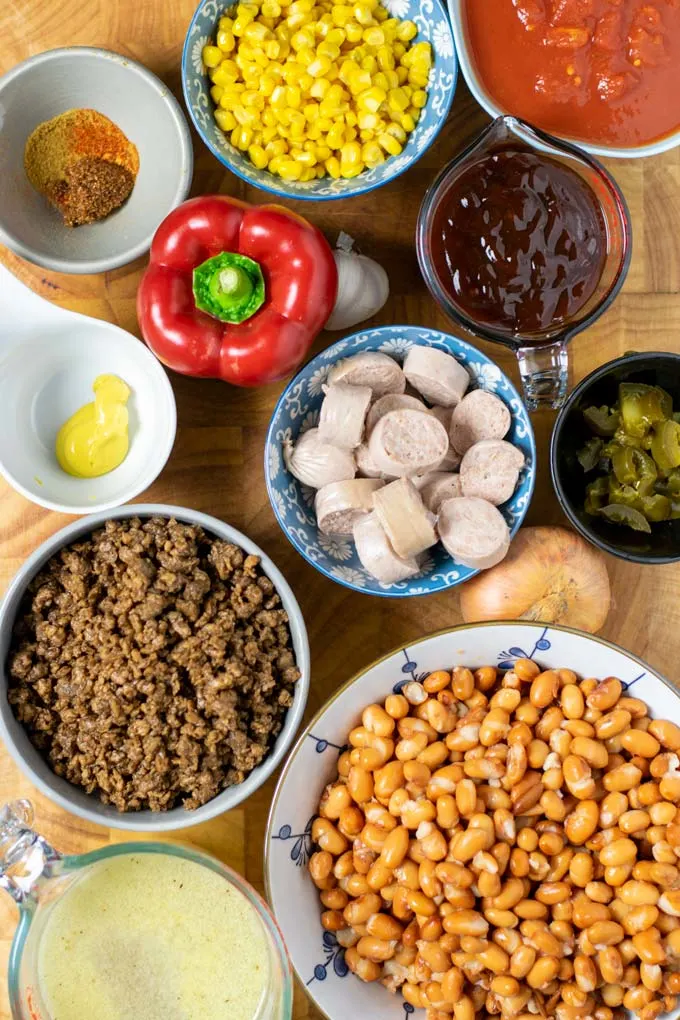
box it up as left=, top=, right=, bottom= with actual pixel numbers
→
left=265, top=622, right=676, bottom=1020
left=264, top=326, right=536, bottom=597
left=182, top=0, right=457, bottom=200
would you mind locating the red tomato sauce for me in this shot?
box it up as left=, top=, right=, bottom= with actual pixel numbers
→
left=465, top=0, right=680, bottom=147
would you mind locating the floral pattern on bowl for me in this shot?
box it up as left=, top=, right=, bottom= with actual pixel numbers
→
left=264, top=622, right=670, bottom=1020
left=181, top=0, right=456, bottom=200
left=264, top=325, right=536, bottom=597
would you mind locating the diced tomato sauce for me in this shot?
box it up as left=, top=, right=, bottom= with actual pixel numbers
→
left=465, top=0, right=680, bottom=147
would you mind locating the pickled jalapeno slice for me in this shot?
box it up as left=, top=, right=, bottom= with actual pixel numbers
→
left=600, top=503, right=652, bottom=533
left=583, top=405, right=620, bottom=436
left=578, top=437, right=604, bottom=472
left=650, top=420, right=680, bottom=473
left=619, top=383, right=672, bottom=439
left=585, top=476, right=609, bottom=515
left=611, top=446, right=657, bottom=493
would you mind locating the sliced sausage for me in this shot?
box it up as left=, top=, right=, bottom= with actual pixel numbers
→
left=328, top=351, right=406, bottom=396
left=354, top=514, right=420, bottom=583
left=368, top=409, right=449, bottom=477
left=365, top=393, right=428, bottom=434
left=459, top=439, right=525, bottom=506
left=437, top=497, right=511, bottom=570
left=429, top=405, right=462, bottom=471
left=372, top=478, right=438, bottom=558
left=284, top=429, right=356, bottom=488
left=419, top=472, right=462, bottom=513
left=318, top=383, right=372, bottom=449
left=403, top=346, right=470, bottom=408
left=355, top=442, right=385, bottom=478
left=450, top=389, right=512, bottom=455
left=315, top=478, right=385, bottom=535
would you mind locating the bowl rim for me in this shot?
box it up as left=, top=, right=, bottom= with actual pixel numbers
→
left=446, top=0, right=680, bottom=160
left=181, top=0, right=457, bottom=201
left=264, top=325, right=537, bottom=597
left=263, top=618, right=678, bottom=1011
left=550, top=350, right=680, bottom=565
left=0, top=46, right=194, bottom=274
left=0, top=503, right=311, bottom=831
left=0, top=319, right=178, bottom=514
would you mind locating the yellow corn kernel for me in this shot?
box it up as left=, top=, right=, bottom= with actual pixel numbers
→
left=345, top=125, right=358, bottom=140
left=234, top=105, right=258, bottom=125
left=340, top=139, right=362, bottom=165
left=212, top=65, right=238, bottom=88
left=385, top=121, right=406, bottom=142
left=215, top=108, right=237, bottom=132
left=310, top=77, right=331, bottom=98
left=378, top=130, right=401, bottom=155
left=396, top=65, right=409, bottom=83
left=393, top=41, right=406, bottom=58
left=325, top=155, right=342, bottom=177
left=341, top=162, right=364, bottom=177
left=302, top=166, right=319, bottom=180
left=303, top=101, right=320, bottom=121
left=245, top=21, right=274, bottom=43
left=292, top=27, right=315, bottom=50
left=308, top=54, right=332, bottom=77
left=276, top=23, right=291, bottom=43
left=202, top=45, right=223, bottom=67
left=262, top=0, right=282, bottom=14
left=248, top=143, right=269, bottom=168
left=283, top=60, right=306, bottom=83
left=271, top=84, right=288, bottom=107
left=363, top=26, right=384, bottom=46
left=372, top=71, right=389, bottom=90
left=356, top=110, right=378, bottom=130
left=326, top=27, right=346, bottom=44
left=286, top=85, right=302, bottom=107
left=265, top=138, right=289, bottom=156
left=318, top=40, right=341, bottom=59
left=275, top=107, right=292, bottom=125
left=331, top=5, right=354, bottom=25
left=348, top=68, right=372, bottom=94
left=326, top=123, right=346, bottom=148
left=408, top=71, right=430, bottom=88
left=339, top=58, right=356, bottom=84
left=382, top=17, right=399, bottom=38
left=259, top=77, right=276, bottom=98
left=361, top=139, right=384, bottom=166
left=262, top=123, right=279, bottom=142
left=400, top=112, right=416, bottom=132
left=345, top=20, right=363, bottom=41
left=387, top=86, right=409, bottom=112
left=219, top=15, right=234, bottom=30
left=316, top=143, right=332, bottom=160
left=242, top=90, right=265, bottom=108
left=374, top=45, right=393, bottom=70
left=293, top=148, right=317, bottom=165
left=231, top=125, right=254, bottom=150
left=264, top=39, right=281, bottom=58
left=411, top=88, right=428, bottom=108
left=374, top=4, right=387, bottom=19
left=353, top=3, right=374, bottom=24
left=397, top=19, right=418, bottom=41
left=277, top=158, right=304, bottom=180
left=210, top=84, right=225, bottom=104
left=300, top=72, right=314, bottom=89
left=290, top=123, right=306, bottom=140
left=316, top=164, right=326, bottom=177
left=217, top=29, right=236, bottom=52
left=306, top=122, right=322, bottom=139
left=317, top=116, right=334, bottom=131
left=357, top=85, right=386, bottom=112
left=360, top=54, right=377, bottom=73
left=345, top=110, right=358, bottom=127
left=268, top=154, right=285, bottom=174
left=219, top=90, right=239, bottom=111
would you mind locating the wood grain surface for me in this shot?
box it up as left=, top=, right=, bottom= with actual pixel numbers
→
left=1, top=2, right=680, bottom=1018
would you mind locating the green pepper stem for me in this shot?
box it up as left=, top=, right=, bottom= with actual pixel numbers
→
left=217, top=266, right=253, bottom=302
left=192, top=252, right=266, bottom=325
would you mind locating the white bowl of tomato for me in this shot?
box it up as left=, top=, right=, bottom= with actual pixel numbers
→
left=448, top=0, right=680, bottom=159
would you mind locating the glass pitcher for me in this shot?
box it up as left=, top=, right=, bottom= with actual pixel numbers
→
left=416, top=116, right=632, bottom=411
left=0, top=800, right=293, bottom=1020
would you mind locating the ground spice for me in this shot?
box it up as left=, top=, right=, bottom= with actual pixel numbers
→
left=25, top=109, right=139, bottom=227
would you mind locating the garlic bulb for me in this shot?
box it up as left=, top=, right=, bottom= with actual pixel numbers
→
left=283, top=428, right=355, bottom=488
left=325, top=234, right=389, bottom=331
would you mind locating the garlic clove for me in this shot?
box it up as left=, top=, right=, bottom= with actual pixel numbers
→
left=325, top=250, right=389, bottom=331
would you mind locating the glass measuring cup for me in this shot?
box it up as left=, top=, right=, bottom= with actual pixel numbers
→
left=416, top=116, right=632, bottom=410
left=0, top=800, right=293, bottom=1020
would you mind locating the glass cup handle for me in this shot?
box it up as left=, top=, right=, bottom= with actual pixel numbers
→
left=0, top=800, right=59, bottom=905
left=516, top=339, right=569, bottom=411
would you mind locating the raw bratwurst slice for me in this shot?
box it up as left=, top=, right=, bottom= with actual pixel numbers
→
left=284, top=428, right=356, bottom=488
left=365, top=393, right=429, bottom=434
left=368, top=409, right=449, bottom=477
left=402, top=346, right=470, bottom=407
left=419, top=472, right=462, bottom=513
left=354, top=513, right=420, bottom=583
left=315, top=478, right=384, bottom=534
left=438, top=497, right=511, bottom=570
left=460, top=439, right=525, bottom=506
left=318, top=383, right=372, bottom=449
left=429, top=405, right=462, bottom=471
left=372, top=478, right=437, bottom=558
left=450, top=389, right=512, bottom=455
left=328, top=351, right=406, bottom=396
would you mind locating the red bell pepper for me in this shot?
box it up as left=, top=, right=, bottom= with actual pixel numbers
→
left=137, top=195, right=338, bottom=387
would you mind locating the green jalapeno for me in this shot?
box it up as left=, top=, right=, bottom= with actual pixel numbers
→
left=600, top=503, right=652, bottom=533
left=650, top=420, right=680, bottom=473
left=583, top=405, right=620, bottom=437
left=638, top=493, right=671, bottom=522
left=611, top=446, right=657, bottom=494
left=619, top=383, right=672, bottom=439
left=584, top=476, right=610, bottom=516
left=577, top=437, right=604, bottom=472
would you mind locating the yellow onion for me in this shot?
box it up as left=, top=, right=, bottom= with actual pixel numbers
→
left=459, top=526, right=611, bottom=633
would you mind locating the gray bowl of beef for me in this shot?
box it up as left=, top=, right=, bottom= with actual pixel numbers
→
left=0, top=505, right=310, bottom=832
left=550, top=352, right=680, bottom=565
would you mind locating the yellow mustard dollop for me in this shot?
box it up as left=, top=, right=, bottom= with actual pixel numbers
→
left=56, top=374, right=131, bottom=478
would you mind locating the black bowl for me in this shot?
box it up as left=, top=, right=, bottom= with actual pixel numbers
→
left=550, top=352, right=680, bottom=564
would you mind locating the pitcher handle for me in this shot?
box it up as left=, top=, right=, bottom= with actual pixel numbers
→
left=0, top=800, right=60, bottom=905
left=516, top=339, right=569, bottom=411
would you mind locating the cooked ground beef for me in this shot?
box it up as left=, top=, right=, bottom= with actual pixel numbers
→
left=7, top=517, right=300, bottom=813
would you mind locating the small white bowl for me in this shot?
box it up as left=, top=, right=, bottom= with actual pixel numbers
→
left=0, top=505, right=310, bottom=832
left=0, top=263, right=176, bottom=514
left=0, top=47, right=193, bottom=273
left=265, top=622, right=678, bottom=1019
left=447, top=0, right=680, bottom=160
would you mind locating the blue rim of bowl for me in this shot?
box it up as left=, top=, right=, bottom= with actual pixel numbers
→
left=181, top=0, right=457, bottom=201
left=264, top=326, right=537, bottom=597
left=550, top=350, right=680, bottom=565
left=0, top=47, right=194, bottom=274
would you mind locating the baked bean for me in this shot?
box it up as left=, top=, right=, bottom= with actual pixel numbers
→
left=596, top=709, right=632, bottom=740
left=344, top=945, right=381, bottom=982
left=587, top=678, right=623, bottom=712
left=621, top=729, right=660, bottom=758
left=527, top=955, right=561, bottom=988
left=345, top=871, right=371, bottom=895
left=599, top=838, right=637, bottom=867
left=312, top=817, right=348, bottom=856
left=619, top=881, right=660, bottom=906
left=562, top=684, right=585, bottom=720
left=347, top=766, right=374, bottom=804
left=633, top=929, right=666, bottom=965
left=570, top=736, right=609, bottom=769
left=321, top=886, right=348, bottom=910
left=565, top=802, right=600, bottom=846
left=384, top=693, right=409, bottom=719
left=418, top=741, right=449, bottom=770
left=649, top=719, right=680, bottom=750
left=451, top=667, right=475, bottom=700
left=321, top=909, right=346, bottom=931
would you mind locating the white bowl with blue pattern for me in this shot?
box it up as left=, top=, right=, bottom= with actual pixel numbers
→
left=264, top=326, right=536, bottom=597
left=265, top=621, right=677, bottom=1020
left=182, top=0, right=457, bottom=200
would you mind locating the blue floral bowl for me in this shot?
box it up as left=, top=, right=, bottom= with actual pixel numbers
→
left=265, top=622, right=676, bottom=1020
left=182, top=0, right=457, bottom=200
left=264, top=326, right=536, bottom=597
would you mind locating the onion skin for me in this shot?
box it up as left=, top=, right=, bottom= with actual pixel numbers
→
left=459, top=526, right=611, bottom=634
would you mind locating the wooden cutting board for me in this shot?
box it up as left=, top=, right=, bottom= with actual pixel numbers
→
left=1, top=2, right=680, bottom=1017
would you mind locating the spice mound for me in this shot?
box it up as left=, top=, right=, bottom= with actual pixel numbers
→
left=24, top=109, right=139, bottom=227
left=7, top=517, right=300, bottom=812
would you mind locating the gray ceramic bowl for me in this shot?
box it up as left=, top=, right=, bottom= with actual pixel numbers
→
left=0, top=505, right=310, bottom=832
left=0, top=47, right=193, bottom=274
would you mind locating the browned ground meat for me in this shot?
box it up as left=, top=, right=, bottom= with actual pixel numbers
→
left=7, top=517, right=300, bottom=812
